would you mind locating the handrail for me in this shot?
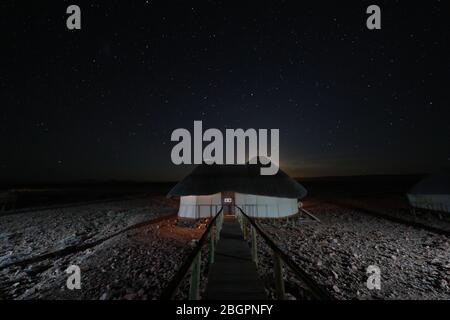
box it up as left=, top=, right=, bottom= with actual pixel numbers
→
left=235, top=206, right=334, bottom=300
left=160, top=206, right=224, bottom=300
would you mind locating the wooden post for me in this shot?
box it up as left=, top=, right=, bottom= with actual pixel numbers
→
left=209, top=228, right=215, bottom=264
left=242, top=218, right=247, bottom=240
left=189, top=252, right=201, bottom=300
left=273, top=251, right=285, bottom=300
left=251, top=226, right=258, bottom=265
left=215, top=217, right=220, bottom=243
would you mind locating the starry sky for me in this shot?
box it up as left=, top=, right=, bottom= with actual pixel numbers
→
left=1, top=0, right=449, bottom=183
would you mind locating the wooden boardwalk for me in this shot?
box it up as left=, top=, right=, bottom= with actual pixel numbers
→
left=204, top=216, right=267, bottom=300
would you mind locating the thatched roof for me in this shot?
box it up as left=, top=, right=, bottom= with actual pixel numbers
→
left=167, top=163, right=307, bottom=199
left=409, top=173, right=450, bottom=195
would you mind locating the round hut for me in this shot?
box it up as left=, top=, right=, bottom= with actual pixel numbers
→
left=407, top=173, right=450, bottom=213
left=167, top=162, right=307, bottom=219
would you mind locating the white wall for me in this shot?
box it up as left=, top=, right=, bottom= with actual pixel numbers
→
left=178, top=192, right=299, bottom=218
left=178, top=193, right=222, bottom=218
left=235, top=192, right=298, bottom=218
left=407, top=194, right=450, bottom=213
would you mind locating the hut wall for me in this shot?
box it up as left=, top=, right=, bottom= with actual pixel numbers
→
left=407, top=194, right=450, bottom=213
left=178, top=193, right=222, bottom=218
left=235, top=192, right=298, bottom=218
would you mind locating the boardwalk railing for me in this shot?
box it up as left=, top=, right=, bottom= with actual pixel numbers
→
left=235, top=206, right=333, bottom=300
left=160, top=207, right=224, bottom=300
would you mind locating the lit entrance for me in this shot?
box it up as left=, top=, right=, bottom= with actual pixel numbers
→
left=222, top=192, right=235, bottom=216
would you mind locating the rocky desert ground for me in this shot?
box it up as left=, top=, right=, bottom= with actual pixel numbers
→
left=1, top=196, right=449, bottom=300
left=0, top=196, right=205, bottom=299
left=256, top=202, right=450, bottom=300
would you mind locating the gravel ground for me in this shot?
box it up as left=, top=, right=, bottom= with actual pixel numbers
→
left=255, top=203, right=450, bottom=300
left=2, top=198, right=448, bottom=300
left=334, top=197, right=450, bottom=233
left=0, top=196, right=177, bottom=267
left=0, top=216, right=205, bottom=300
left=0, top=196, right=211, bottom=300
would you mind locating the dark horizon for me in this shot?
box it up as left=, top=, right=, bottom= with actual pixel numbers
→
left=0, top=172, right=430, bottom=189
left=1, top=1, right=449, bottom=184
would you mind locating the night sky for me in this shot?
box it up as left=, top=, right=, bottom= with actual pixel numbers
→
left=1, top=0, right=449, bottom=183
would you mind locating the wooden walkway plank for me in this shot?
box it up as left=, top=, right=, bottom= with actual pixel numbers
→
left=204, top=216, right=267, bottom=300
